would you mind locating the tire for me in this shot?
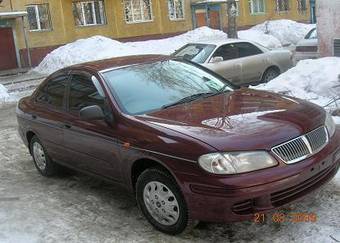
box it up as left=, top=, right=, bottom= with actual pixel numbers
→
left=136, top=167, right=195, bottom=235
left=30, top=136, right=60, bottom=177
left=261, top=67, right=280, bottom=83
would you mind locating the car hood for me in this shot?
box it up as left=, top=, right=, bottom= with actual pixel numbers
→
left=135, top=89, right=325, bottom=152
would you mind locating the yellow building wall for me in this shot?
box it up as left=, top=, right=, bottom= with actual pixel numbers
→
left=60, top=0, right=116, bottom=41
left=6, top=0, right=193, bottom=50
left=0, top=0, right=13, bottom=11
left=192, top=0, right=310, bottom=29
left=11, top=0, right=68, bottom=50
left=236, top=0, right=310, bottom=27
left=3, top=0, right=310, bottom=51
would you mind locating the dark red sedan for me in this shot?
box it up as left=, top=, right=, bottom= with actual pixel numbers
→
left=17, top=55, right=340, bottom=235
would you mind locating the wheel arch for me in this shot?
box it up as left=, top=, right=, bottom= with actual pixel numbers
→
left=130, top=157, right=176, bottom=192
left=26, top=131, right=36, bottom=154
left=261, top=65, right=281, bottom=81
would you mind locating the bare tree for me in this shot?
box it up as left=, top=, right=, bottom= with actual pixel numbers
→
left=227, top=0, right=238, bottom=38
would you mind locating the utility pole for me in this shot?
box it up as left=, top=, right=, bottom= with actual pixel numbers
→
left=227, top=0, right=238, bottom=38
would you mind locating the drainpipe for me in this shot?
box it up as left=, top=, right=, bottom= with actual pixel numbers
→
left=21, top=16, right=32, bottom=68
left=205, top=3, right=209, bottom=27
left=9, top=0, right=13, bottom=10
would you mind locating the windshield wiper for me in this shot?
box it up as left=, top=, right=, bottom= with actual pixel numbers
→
left=203, top=84, right=232, bottom=99
left=162, top=92, right=214, bottom=109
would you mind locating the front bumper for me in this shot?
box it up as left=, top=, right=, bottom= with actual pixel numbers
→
left=174, top=129, right=340, bottom=223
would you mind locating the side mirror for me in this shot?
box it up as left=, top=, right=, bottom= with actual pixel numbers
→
left=79, top=105, right=105, bottom=121
left=210, top=56, right=224, bottom=63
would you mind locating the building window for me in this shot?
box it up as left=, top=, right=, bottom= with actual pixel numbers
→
left=26, top=4, right=52, bottom=31
left=227, top=0, right=240, bottom=16
left=276, top=0, right=290, bottom=12
left=297, top=0, right=307, bottom=13
left=124, top=0, right=153, bottom=23
left=168, top=0, right=184, bottom=20
left=72, top=0, right=106, bottom=26
left=248, top=0, right=265, bottom=14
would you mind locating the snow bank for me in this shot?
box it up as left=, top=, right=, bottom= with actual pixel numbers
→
left=35, top=26, right=282, bottom=75
left=238, top=29, right=281, bottom=49
left=254, top=57, right=340, bottom=122
left=0, top=84, right=10, bottom=103
left=34, top=27, right=227, bottom=75
left=251, top=19, right=315, bottom=46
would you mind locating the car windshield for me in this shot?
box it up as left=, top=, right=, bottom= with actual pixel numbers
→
left=102, top=60, right=233, bottom=115
left=305, top=28, right=317, bottom=39
left=172, top=44, right=216, bottom=63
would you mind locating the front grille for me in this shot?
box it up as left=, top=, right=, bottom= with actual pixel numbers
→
left=271, top=126, right=329, bottom=164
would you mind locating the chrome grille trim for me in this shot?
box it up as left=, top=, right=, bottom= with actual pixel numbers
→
left=271, top=126, right=329, bottom=164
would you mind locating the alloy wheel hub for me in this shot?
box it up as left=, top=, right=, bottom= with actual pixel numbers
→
left=143, top=181, right=180, bottom=226
left=33, top=142, right=47, bottom=171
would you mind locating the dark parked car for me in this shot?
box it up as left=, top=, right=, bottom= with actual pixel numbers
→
left=17, top=55, right=340, bottom=235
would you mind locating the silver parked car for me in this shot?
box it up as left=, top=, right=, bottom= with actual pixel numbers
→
left=173, top=40, right=293, bottom=86
left=295, top=28, right=319, bottom=62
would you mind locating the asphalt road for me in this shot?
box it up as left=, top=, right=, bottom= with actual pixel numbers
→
left=0, top=103, right=339, bottom=243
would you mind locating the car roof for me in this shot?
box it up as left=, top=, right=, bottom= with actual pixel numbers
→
left=68, top=54, right=172, bottom=73
left=186, top=39, right=253, bottom=46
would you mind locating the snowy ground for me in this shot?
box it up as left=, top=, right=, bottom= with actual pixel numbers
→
left=0, top=103, right=339, bottom=243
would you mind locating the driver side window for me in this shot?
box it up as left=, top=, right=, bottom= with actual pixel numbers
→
left=68, top=74, right=106, bottom=113
left=212, top=44, right=239, bottom=61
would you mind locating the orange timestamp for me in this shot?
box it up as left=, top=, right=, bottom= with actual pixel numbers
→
left=254, top=212, right=317, bottom=223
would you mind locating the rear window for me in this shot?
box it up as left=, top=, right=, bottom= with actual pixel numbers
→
left=35, top=75, right=68, bottom=109
left=173, top=44, right=216, bottom=63
left=305, top=28, right=317, bottom=39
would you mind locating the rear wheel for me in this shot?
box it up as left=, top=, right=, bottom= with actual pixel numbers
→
left=136, top=168, right=195, bottom=235
left=261, top=67, right=280, bottom=83
left=30, top=136, right=60, bottom=176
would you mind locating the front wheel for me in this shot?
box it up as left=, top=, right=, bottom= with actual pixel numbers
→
left=136, top=168, right=194, bottom=235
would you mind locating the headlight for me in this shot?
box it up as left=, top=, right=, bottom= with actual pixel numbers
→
left=198, top=151, right=278, bottom=175
left=325, top=112, right=335, bottom=138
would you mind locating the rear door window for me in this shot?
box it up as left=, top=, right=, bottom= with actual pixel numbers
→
left=212, top=44, right=239, bottom=61
left=35, top=75, right=68, bottom=109
left=235, top=42, right=263, bottom=58
left=68, top=74, right=106, bottom=113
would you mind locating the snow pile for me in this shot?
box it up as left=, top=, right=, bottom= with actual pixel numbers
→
left=35, top=27, right=227, bottom=74
left=254, top=57, right=340, bottom=122
left=0, top=84, right=10, bottom=103
left=35, top=37, right=135, bottom=75
left=238, top=29, right=281, bottom=49
left=252, top=19, right=315, bottom=46
left=35, top=26, right=282, bottom=75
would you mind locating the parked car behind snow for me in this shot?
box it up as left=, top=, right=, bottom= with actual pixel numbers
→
left=172, top=40, right=293, bottom=86
left=295, top=28, right=319, bottom=62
